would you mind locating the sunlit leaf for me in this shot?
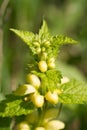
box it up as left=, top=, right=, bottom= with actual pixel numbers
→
left=59, top=79, right=87, bottom=104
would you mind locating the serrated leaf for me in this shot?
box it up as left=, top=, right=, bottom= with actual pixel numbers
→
left=59, top=79, right=87, bottom=104
left=0, top=94, right=34, bottom=117
left=39, top=20, right=50, bottom=40
left=46, top=70, right=62, bottom=88
left=52, top=35, right=78, bottom=45
left=10, top=28, right=35, bottom=45
left=10, top=21, right=78, bottom=58
left=10, top=29, right=36, bottom=52
left=50, top=35, right=78, bottom=57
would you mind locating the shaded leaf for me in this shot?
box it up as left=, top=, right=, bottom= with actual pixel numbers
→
left=0, top=94, right=34, bottom=117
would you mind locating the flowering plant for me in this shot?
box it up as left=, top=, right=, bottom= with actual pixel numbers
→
left=0, top=20, right=87, bottom=130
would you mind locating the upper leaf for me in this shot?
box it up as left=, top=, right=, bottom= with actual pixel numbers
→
left=59, top=79, right=87, bottom=104
left=10, top=29, right=37, bottom=54
left=10, top=29, right=35, bottom=45
left=0, top=94, right=34, bottom=117
left=52, top=35, right=78, bottom=45
left=10, top=21, right=78, bottom=58
left=39, top=20, right=50, bottom=40
left=50, top=35, right=78, bottom=57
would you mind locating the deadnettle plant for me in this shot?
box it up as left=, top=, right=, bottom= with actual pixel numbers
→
left=0, top=20, right=87, bottom=130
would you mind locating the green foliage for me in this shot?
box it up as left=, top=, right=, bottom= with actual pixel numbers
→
left=50, top=35, right=78, bottom=57
left=59, top=79, right=87, bottom=104
left=33, top=70, right=62, bottom=93
left=0, top=20, right=86, bottom=120
left=10, top=29, right=36, bottom=54
left=52, top=35, right=78, bottom=45
left=10, top=20, right=78, bottom=58
left=1, top=1, right=87, bottom=129
left=0, top=94, right=33, bottom=117
left=39, top=19, right=50, bottom=40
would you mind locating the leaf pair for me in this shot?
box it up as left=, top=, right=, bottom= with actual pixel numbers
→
left=10, top=20, right=78, bottom=57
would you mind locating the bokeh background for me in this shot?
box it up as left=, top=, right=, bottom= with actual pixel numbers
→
left=0, top=0, right=87, bottom=130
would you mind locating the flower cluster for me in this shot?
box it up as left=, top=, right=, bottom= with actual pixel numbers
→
left=14, top=40, right=66, bottom=130
left=7, top=19, right=83, bottom=130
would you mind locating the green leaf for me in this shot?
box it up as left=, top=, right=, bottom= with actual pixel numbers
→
left=0, top=94, right=34, bottom=117
left=59, top=79, right=87, bottom=104
left=50, top=35, right=78, bottom=57
left=33, top=70, right=62, bottom=94
left=39, top=20, right=50, bottom=40
left=52, top=35, right=78, bottom=45
left=46, top=70, right=62, bottom=88
left=10, top=29, right=35, bottom=45
left=10, top=21, right=78, bottom=58
left=10, top=29, right=37, bottom=54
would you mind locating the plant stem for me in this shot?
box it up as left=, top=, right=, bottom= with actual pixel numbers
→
left=58, top=103, right=63, bottom=117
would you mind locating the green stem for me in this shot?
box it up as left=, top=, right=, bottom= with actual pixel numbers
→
left=37, top=101, right=48, bottom=127
left=58, top=103, right=63, bottom=117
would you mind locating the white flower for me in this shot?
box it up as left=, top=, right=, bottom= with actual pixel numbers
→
left=15, top=84, right=36, bottom=96
left=34, top=127, right=46, bottom=130
left=45, top=120, right=65, bottom=130
left=61, top=76, right=70, bottom=84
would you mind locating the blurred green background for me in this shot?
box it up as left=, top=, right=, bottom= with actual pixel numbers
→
left=0, top=0, right=87, bottom=130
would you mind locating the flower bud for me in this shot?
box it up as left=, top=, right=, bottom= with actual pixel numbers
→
left=31, top=93, right=44, bottom=107
left=61, top=76, right=70, bottom=84
left=36, top=47, right=41, bottom=54
left=45, top=120, right=65, bottom=130
left=47, top=57, right=55, bottom=69
left=38, top=61, right=47, bottom=72
left=44, top=41, right=50, bottom=47
left=16, top=122, right=31, bottom=130
left=45, top=91, right=58, bottom=104
left=48, top=62, right=55, bottom=69
left=34, top=127, right=46, bottom=130
left=47, top=58, right=55, bottom=63
left=33, top=41, right=40, bottom=47
left=26, top=74, right=41, bottom=89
